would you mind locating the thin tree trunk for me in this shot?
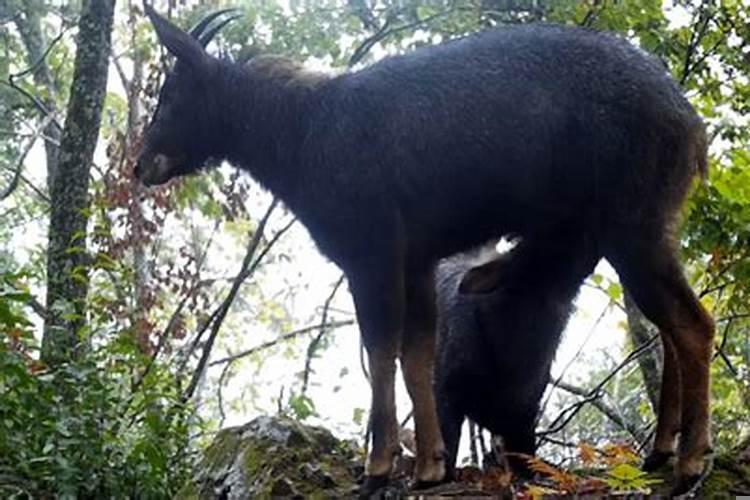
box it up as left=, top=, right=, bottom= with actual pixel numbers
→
left=42, top=0, right=116, bottom=365
left=624, top=290, right=663, bottom=415
left=14, top=0, right=62, bottom=190
left=123, top=0, right=152, bottom=351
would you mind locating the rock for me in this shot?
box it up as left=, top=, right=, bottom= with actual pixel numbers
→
left=178, top=415, right=361, bottom=499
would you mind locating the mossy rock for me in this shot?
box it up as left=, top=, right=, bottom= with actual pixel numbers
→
left=177, top=415, right=362, bottom=499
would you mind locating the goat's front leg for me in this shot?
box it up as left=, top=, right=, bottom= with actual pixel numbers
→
left=401, top=264, right=446, bottom=487
left=348, top=262, right=405, bottom=496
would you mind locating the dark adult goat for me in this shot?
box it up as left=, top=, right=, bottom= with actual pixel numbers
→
left=137, top=7, right=714, bottom=495
left=435, top=235, right=589, bottom=478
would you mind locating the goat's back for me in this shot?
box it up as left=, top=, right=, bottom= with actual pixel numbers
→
left=304, top=24, right=705, bottom=260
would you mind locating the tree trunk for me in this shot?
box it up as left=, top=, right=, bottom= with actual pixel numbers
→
left=42, top=0, right=116, bottom=365
left=14, top=0, right=62, bottom=191
left=623, top=290, right=663, bottom=415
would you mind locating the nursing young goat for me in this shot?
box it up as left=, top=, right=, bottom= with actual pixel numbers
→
left=136, top=6, right=714, bottom=495
left=435, top=234, right=592, bottom=479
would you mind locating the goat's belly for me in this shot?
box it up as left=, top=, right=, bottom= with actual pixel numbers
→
left=402, top=181, right=587, bottom=259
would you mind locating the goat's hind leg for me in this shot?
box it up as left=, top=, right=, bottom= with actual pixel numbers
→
left=643, top=334, right=682, bottom=471
left=607, top=237, right=714, bottom=494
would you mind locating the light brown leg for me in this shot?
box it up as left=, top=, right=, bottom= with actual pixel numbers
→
left=644, top=334, right=681, bottom=470
left=673, top=302, right=714, bottom=478
left=608, top=238, right=714, bottom=492
left=401, top=265, right=446, bottom=485
left=347, top=259, right=405, bottom=491
left=366, top=342, right=400, bottom=478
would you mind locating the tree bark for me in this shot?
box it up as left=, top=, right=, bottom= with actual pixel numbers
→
left=42, top=0, right=116, bottom=365
left=623, top=290, right=663, bottom=415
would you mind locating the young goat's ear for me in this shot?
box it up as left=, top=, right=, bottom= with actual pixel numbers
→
left=145, top=3, right=208, bottom=71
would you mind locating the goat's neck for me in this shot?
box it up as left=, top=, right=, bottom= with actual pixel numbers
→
left=215, top=57, right=328, bottom=198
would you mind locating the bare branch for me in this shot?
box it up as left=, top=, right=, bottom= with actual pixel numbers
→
left=539, top=333, right=659, bottom=439
left=0, top=113, right=55, bottom=201
left=348, top=4, right=458, bottom=67
left=12, top=26, right=68, bottom=82
left=581, top=281, right=626, bottom=313
left=678, top=1, right=734, bottom=87
left=680, top=2, right=710, bottom=85
left=217, top=355, right=233, bottom=427
left=554, top=380, right=647, bottom=443
left=4, top=21, right=67, bottom=132
left=301, top=274, right=346, bottom=395
left=27, top=295, right=47, bottom=320
left=538, top=301, right=610, bottom=421
left=208, top=319, right=356, bottom=367
left=181, top=199, right=281, bottom=402
left=579, top=0, right=603, bottom=28
left=111, top=51, right=131, bottom=95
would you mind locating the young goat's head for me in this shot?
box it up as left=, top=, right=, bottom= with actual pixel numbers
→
left=135, top=5, right=238, bottom=186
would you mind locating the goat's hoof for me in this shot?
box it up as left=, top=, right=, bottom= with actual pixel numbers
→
left=410, top=478, right=447, bottom=491
left=642, top=450, right=674, bottom=471
left=358, top=475, right=390, bottom=499
left=443, top=467, right=457, bottom=482
left=671, top=474, right=701, bottom=498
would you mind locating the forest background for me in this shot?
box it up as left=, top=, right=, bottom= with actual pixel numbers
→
left=0, top=0, right=749, bottom=497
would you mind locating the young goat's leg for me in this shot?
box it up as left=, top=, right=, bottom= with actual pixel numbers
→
left=348, top=263, right=405, bottom=494
left=608, top=238, right=714, bottom=494
left=436, top=397, right=463, bottom=481
left=643, top=334, right=682, bottom=470
left=401, top=265, right=447, bottom=487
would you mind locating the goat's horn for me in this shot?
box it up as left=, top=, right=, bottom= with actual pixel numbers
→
left=188, top=8, right=240, bottom=39
left=199, top=13, right=242, bottom=47
left=199, top=15, right=242, bottom=48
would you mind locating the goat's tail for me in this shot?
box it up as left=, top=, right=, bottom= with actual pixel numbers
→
left=690, top=118, right=709, bottom=180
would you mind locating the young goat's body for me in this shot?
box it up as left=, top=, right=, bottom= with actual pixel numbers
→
left=435, top=238, right=589, bottom=478
left=138, top=15, right=714, bottom=495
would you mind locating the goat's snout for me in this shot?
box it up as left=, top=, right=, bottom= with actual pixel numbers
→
left=134, top=153, right=174, bottom=187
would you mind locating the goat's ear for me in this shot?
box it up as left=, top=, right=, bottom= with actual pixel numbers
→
left=458, top=260, right=504, bottom=294
left=145, top=4, right=208, bottom=71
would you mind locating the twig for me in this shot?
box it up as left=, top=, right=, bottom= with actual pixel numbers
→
left=579, top=0, right=603, bottom=27
left=0, top=114, right=55, bottom=201
left=678, top=1, right=733, bottom=87
left=699, top=248, right=749, bottom=298
left=243, top=217, right=297, bottom=280
left=5, top=25, right=67, bottom=132
left=538, top=301, right=611, bottom=424
left=27, top=295, right=47, bottom=319
left=539, top=334, right=659, bottom=439
left=180, top=199, right=280, bottom=402
left=301, top=274, right=346, bottom=395
left=348, top=5, right=457, bottom=67
left=12, top=27, right=68, bottom=81
left=208, top=319, right=355, bottom=367
left=581, top=281, right=626, bottom=313
left=216, top=354, right=233, bottom=427
left=112, top=50, right=131, bottom=94
left=131, top=291, right=193, bottom=393
left=555, top=380, right=647, bottom=444
left=538, top=435, right=579, bottom=449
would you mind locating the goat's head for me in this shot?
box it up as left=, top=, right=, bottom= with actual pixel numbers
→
left=135, top=5, right=238, bottom=186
